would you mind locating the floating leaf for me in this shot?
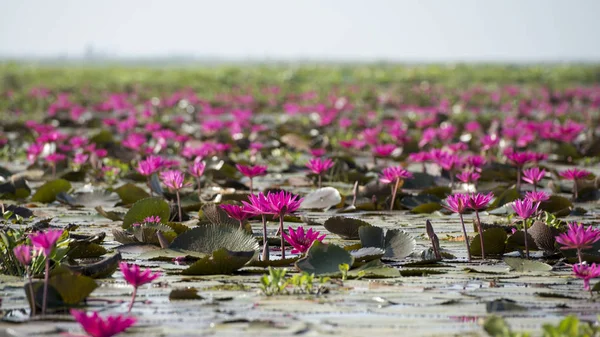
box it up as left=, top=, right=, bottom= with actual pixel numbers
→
left=68, top=241, right=107, bottom=259
left=505, top=230, right=538, bottom=253
left=486, top=298, right=526, bottom=313
left=410, top=202, right=442, bottom=214
left=419, top=186, right=452, bottom=199
left=95, top=206, right=125, bottom=221
left=181, top=248, right=254, bottom=275
left=400, top=194, right=440, bottom=210
left=169, top=288, right=204, bottom=301
left=527, top=221, right=558, bottom=253
left=48, top=266, right=98, bottom=305
left=115, top=183, right=149, bottom=205
left=323, top=216, right=371, bottom=240
left=359, top=226, right=385, bottom=249
left=350, top=247, right=385, bottom=265
left=349, top=259, right=400, bottom=278
left=65, top=253, right=121, bottom=279
left=539, top=196, right=573, bottom=217
left=3, top=204, right=33, bottom=219
left=488, top=187, right=519, bottom=210
left=399, top=269, right=446, bottom=276
left=470, top=227, right=507, bottom=257
left=122, top=197, right=170, bottom=229
left=89, top=129, right=114, bottom=145
left=504, top=257, right=552, bottom=272
left=137, top=248, right=207, bottom=261
left=300, top=187, right=342, bottom=210
left=60, top=170, right=87, bottom=182
left=295, top=241, right=354, bottom=276
left=170, top=224, right=259, bottom=254
left=402, top=172, right=436, bottom=189
left=248, top=257, right=299, bottom=268
left=202, top=203, right=238, bottom=228
left=384, top=229, right=416, bottom=260
left=31, top=179, right=71, bottom=203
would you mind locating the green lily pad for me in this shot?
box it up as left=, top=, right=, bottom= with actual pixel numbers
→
left=323, top=216, right=371, bottom=240
left=115, top=183, right=150, bottom=205
left=503, top=257, right=552, bottom=272
left=384, top=229, right=416, bottom=260
left=419, top=186, right=452, bottom=199
left=400, top=194, right=441, bottom=210
left=122, top=197, right=170, bottom=229
left=539, top=195, right=573, bottom=216
left=295, top=241, right=354, bottom=276
left=349, top=259, right=400, bottom=278
left=68, top=241, right=107, bottom=259
left=359, top=226, right=385, bottom=249
left=505, top=230, right=538, bottom=253
left=95, top=206, right=125, bottom=221
left=486, top=298, right=526, bottom=312
left=181, top=248, right=254, bottom=275
left=526, top=221, right=558, bottom=252
left=89, top=129, right=114, bottom=145
left=402, top=172, right=436, bottom=189
left=65, top=253, right=122, bottom=279
left=48, top=266, right=98, bottom=304
left=350, top=247, right=385, bottom=265
left=410, top=202, right=442, bottom=214
left=470, top=227, right=507, bottom=257
left=137, top=248, right=207, bottom=261
left=31, top=179, right=72, bottom=203
left=201, top=203, right=239, bottom=228
left=248, top=257, right=300, bottom=267
left=60, top=170, right=87, bottom=182
left=169, top=288, right=204, bottom=300
left=170, top=224, right=259, bottom=254
left=399, top=269, right=446, bottom=276
left=488, top=187, right=518, bottom=210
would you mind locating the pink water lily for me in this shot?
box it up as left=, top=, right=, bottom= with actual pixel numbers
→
left=306, top=157, right=334, bottom=188
left=467, top=192, right=493, bottom=259
left=119, top=262, right=161, bottom=313
left=236, top=164, right=267, bottom=193
left=556, top=222, right=600, bottom=264
left=265, top=191, right=303, bottom=260
left=242, top=192, right=273, bottom=261
left=30, top=229, right=64, bottom=316
left=70, top=309, right=136, bottom=337
left=159, top=170, right=190, bottom=221
left=559, top=168, right=591, bottom=200
left=282, top=226, right=326, bottom=254
left=220, top=204, right=252, bottom=229
left=379, top=166, right=413, bottom=211
left=512, top=198, right=540, bottom=259
left=444, top=193, right=471, bottom=261
left=522, top=167, right=545, bottom=191
left=188, top=159, right=206, bottom=199
left=572, top=263, right=600, bottom=291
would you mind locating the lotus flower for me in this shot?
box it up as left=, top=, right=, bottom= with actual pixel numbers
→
left=13, top=245, right=32, bottom=266
left=512, top=198, right=540, bottom=259
left=559, top=168, right=591, bottom=200
left=236, top=164, right=267, bottom=193
left=189, top=159, right=206, bottom=199
left=572, top=263, right=600, bottom=291
left=556, top=222, right=600, bottom=264
left=522, top=167, right=545, bottom=191
left=467, top=192, right=493, bottom=259
left=220, top=204, right=252, bottom=229
left=119, top=262, right=161, bottom=313
left=444, top=193, right=471, bottom=261
left=524, top=191, right=550, bottom=203
left=70, top=309, right=136, bottom=337
left=242, top=192, right=274, bottom=261
left=306, top=158, right=334, bottom=189
left=265, top=191, right=304, bottom=260
left=282, top=226, right=326, bottom=254
left=379, top=166, right=413, bottom=211
left=159, top=170, right=190, bottom=221
left=30, top=229, right=64, bottom=315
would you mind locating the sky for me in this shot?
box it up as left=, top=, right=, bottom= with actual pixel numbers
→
left=1, top=0, right=599, bottom=62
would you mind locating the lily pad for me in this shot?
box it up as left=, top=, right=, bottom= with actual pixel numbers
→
left=170, top=224, right=259, bottom=254
left=122, top=197, right=170, bottom=229
left=505, top=230, right=538, bottom=253
left=410, top=202, right=442, bottom=214
left=383, top=229, right=416, bottom=260
left=31, top=179, right=72, bottom=203
left=359, top=226, right=385, bottom=249
left=470, top=227, right=507, bottom=257
left=181, top=248, right=254, bottom=275
left=95, top=206, right=125, bottom=221
left=48, top=266, right=98, bottom=304
left=504, top=257, right=552, bottom=272
left=349, top=259, right=400, bottom=278
left=400, top=194, right=441, bottom=210
left=169, top=288, right=204, bottom=301
left=527, top=221, right=558, bottom=253
left=488, top=187, right=518, bottom=210
left=65, top=253, right=122, bottom=279
left=68, top=241, right=107, bottom=259
left=539, top=196, right=573, bottom=216
left=350, top=247, right=385, bottom=264
left=248, top=257, right=300, bottom=267
left=115, top=183, right=149, bottom=205
left=202, top=203, right=238, bottom=228
left=300, top=187, right=342, bottom=209
left=323, top=216, right=371, bottom=240
left=295, top=241, right=354, bottom=276
left=419, top=186, right=452, bottom=199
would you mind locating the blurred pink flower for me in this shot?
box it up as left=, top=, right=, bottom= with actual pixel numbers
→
left=282, top=226, right=326, bottom=254
left=70, top=309, right=136, bottom=337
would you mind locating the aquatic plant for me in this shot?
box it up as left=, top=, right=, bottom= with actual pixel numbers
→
left=119, top=262, right=161, bottom=313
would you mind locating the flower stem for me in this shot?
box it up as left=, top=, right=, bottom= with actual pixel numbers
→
left=261, top=215, right=269, bottom=261
left=250, top=178, right=254, bottom=194
left=196, top=177, right=202, bottom=201
left=474, top=210, right=485, bottom=259
left=523, top=218, right=530, bottom=259
left=147, top=177, right=153, bottom=196
left=239, top=220, right=244, bottom=230
left=26, top=269, right=36, bottom=316
left=127, top=287, right=137, bottom=313
left=516, top=168, right=521, bottom=194
left=279, top=215, right=286, bottom=260
left=318, top=174, right=322, bottom=189
left=459, top=213, right=472, bottom=262
left=577, top=248, right=583, bottom=265
left=574, top=179, right=579, bottom=201
left=42, top=258, right=50, bottom=316
left=175, top=190, right=182, bottom=222
left=390, top=178, right=399, bottom=211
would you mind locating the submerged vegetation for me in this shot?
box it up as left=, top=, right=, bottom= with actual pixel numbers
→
left=1, top=63, right=600, bottom=336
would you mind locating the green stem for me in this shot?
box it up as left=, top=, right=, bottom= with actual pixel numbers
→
left=176, top=190, right=182, bottom=222
left=27, top=269, right=36, bottom=316
left=523, top=218, right=530, bottom=259
left=390, top=178, right=399, bottom=211
left=577, top=248, right=583, bottom=265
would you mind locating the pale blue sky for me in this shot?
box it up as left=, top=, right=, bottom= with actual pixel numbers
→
left=1, top=0, right=599, bottom=61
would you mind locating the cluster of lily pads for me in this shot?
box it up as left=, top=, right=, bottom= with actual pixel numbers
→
left=2, top=68, right=600, bottom=336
